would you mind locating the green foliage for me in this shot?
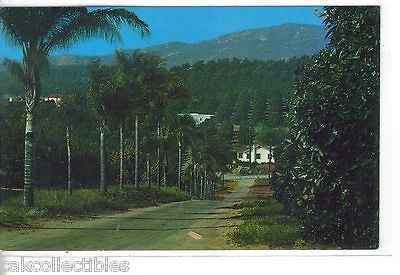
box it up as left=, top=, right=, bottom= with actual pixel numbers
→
left=119, top=186, right=190, bottom=206
left=172, top=58, right=309, bottom=124
left=171, top=57, right=311, bottom=146
left=190, top=120, right=233, bottom=172
left=0, top=186, right=189, bottom=227
left=237, top=199, right=284, bottom=216
left=255, top=125, right=289, bottom=145
left=228, top=199, right=303, bottom=248
left=274, top=7, right=380, bottom=248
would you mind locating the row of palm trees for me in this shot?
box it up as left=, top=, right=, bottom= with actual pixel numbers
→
left=0, top=7, right=232, bottom=207
left=85, top=50, right=188, bottom=193
left=53, top=58, right=227, bottom=201
left=0, top=7, right=149, bottom=207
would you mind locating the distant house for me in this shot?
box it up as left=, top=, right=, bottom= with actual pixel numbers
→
left=179, top=113, right=215, bottom=126
left=0, top=97, right=23, bottom=105
left=236, top=144, right=275, bottom=164
left=43, top=93, right=64, bottom=104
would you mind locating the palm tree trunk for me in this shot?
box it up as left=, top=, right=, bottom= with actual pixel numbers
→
left=66, top=124, right=72, bottom=194
left=193, top=164, right=197, bottom=197
left=146, top=153, right=150, bottom=189
left=163, top=152, right=167, bottom=187
left=178, top=140, right=182, bottom=189
left=204, top=170, right=208, bottom=199
left=100, top=126, right=107, bottom=193
left=211, top=178, right=214, bottom=199
left=134, top=115, right=139, bottom=189
left=157, top=120, right=161, bottom=190
left=23, top=111, right=34, bottom=207
left=204, top=174, right=209, bottom=199
left=119, top=122, right=124, bottom=192
left=200, top=171, right=204, bottom=199
left=189, top=167, right=193, bottom=196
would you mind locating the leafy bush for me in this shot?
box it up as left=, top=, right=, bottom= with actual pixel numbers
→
left=273, top=7, right=379, bottom=248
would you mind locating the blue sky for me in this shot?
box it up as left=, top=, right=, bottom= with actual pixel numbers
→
left=0, top=6, right=324, bottom=59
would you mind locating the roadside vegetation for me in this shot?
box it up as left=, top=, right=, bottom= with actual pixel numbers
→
left=274, top=7, right=379, bottom=249
left=228, top=198, right=323, bottom=249
left=0, top=186, right=189, bottom=228
left=0, top=8, right=232, bottom=213
left=214, top=180, right=239, bottom=200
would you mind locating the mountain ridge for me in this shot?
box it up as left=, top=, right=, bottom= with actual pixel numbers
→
left=0, top=23, right=327, bottom=70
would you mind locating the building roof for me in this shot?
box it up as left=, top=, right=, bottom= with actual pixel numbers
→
left=235, top=144, right=275, bottom=154
left=179, top=112, right=215, bottom=117
left=235, top=147, right=248, bottom=153
left=44, top=93, right=64, bottom=98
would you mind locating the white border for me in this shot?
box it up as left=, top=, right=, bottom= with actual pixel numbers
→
left=0, top=0, right=389, bottom=7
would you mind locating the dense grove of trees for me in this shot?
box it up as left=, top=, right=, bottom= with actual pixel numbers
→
left=0, top=51, right=232, bottom=201
left=273, top=6, right=380, bottom=248
left=1, top=52, right=306, bottom=198
left=0, top=65, right=89, bottom=99
left=1, top=56, right=310, bottom=148
left=171, top=57, right=310, bottom=146
left=0, top=7, right=149, bottom=206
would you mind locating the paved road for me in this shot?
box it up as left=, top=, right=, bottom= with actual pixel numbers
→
left=0, top=178, right=255, bottom=250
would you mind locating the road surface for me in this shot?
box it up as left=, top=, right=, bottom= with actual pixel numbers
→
left=0, top=178, right=254, bottom=250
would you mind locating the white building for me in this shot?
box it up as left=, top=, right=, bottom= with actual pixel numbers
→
left=236, top=144, right=275, bottom=164
left=43, top=93, right=63, bottom=104
left=179, top=113, right=215, bottom=126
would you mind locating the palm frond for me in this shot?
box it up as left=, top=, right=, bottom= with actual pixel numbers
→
left=0, top=8, right=31, bottom=47
left=43, top=8, right=150, bottom=52
left=3, top=58, right=26, bottom=84
left=1, top=7, right=149, bottom=53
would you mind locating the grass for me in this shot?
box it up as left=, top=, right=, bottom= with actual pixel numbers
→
left=215, top=181, right=239, bottom=200
left=0, top=185, right=190, bottom=228
left=228, top=198, right=321, bottom=249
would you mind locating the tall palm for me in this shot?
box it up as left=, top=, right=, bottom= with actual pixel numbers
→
left=56, top=93, right=81, bottom=194
left=173, top=114, right=195, bottom=189
left=151, top=71, right=188, bottom=189
left=0, top=7, right=149, bottom=206
left=87, top=61, right=124, bottom=193
left=115, top=50, right=161, bottom=189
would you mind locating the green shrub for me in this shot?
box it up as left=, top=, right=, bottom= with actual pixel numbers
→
left=273, top=7, right=379, bottom=248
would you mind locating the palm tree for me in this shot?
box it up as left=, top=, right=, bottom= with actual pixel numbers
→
left=115, top=50, right=162, bottom=189
left=151, top=71, right=189, bottom=189
left=56, top=93, right=81, bottom=194
left=173, top=114, right=195, bottom=189
left=105, top=55, right=133, bottom=192
left=87, top=61, right=124, bottom=193
left=0, top=7, right=149, bottom=206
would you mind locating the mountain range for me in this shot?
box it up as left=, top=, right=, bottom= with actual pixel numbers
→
left=38, top=23, right=326, bottom=68
left=0, top=23, right=327, bottom=98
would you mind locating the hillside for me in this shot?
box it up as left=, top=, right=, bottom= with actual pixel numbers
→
left=0, top=23, right=326, bottom=99
left=0, top=23, right=326, bottom=71
left=143, top=23, right=327, bottom=67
